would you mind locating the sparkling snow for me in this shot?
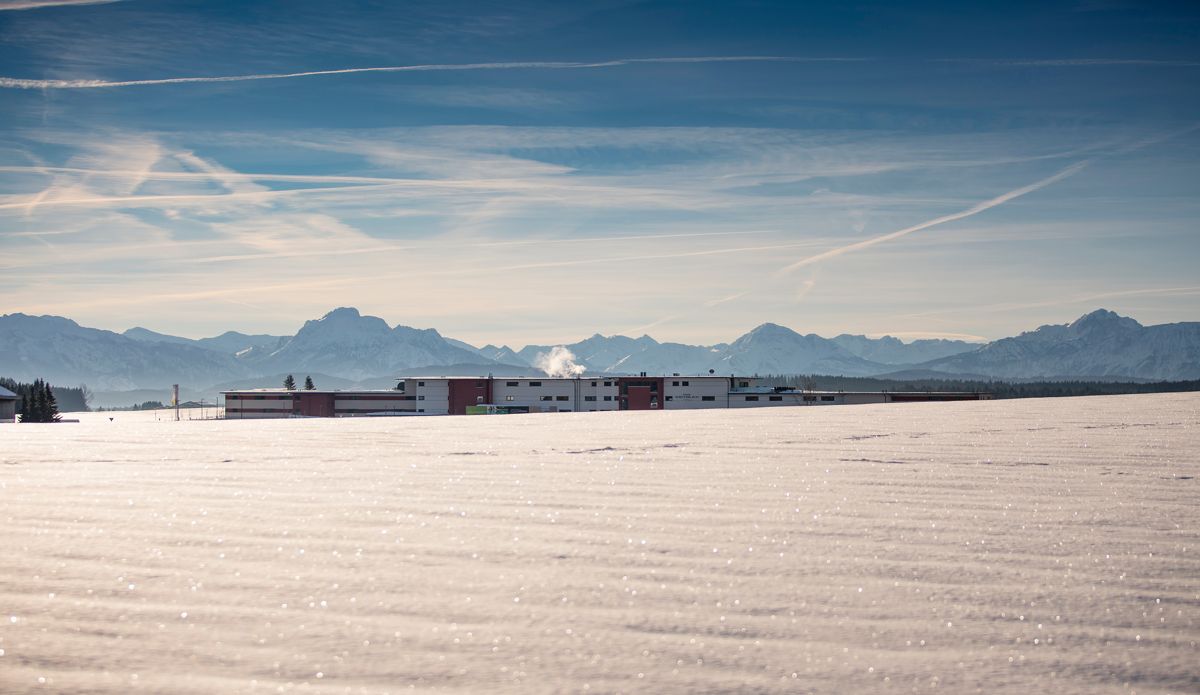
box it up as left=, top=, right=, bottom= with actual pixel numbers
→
left=0, top=394, right=1197, bottom=693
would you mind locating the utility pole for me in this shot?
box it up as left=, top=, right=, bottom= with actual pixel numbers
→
left=172, top=384, right=179, bottom=422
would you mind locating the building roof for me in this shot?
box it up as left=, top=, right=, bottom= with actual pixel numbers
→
left=0, top=386, right=16, bottom=399
left=221, top=389, right=402, bottom=394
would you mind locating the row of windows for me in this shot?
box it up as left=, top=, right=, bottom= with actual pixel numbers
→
left=227, top=394, right=293, bottom=401
left=336, top=395, right=413, bottom=401
left=502, top=380, right=616, bottom=387
left=671, top=380, right=691, bottom=386
left=741, top=395, right=837, bottom=402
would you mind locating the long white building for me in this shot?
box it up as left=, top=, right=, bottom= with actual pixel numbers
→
left=223, top=375, right=990, bottom=418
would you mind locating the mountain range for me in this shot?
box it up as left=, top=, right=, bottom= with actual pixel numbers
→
left=1, top=308, right=1197, bottom=406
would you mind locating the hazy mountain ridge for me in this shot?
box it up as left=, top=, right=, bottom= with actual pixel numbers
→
left=124, top=326, right=287, bottom=355
left=918, top=309, right=1200, bottom=381
left=3, top=309, right=1197, bottom=396
left=831, top=334, right=977, bottom=365
left=238, top=307, right=499, bottom=381
left=0, top=313, right=253, bottom=390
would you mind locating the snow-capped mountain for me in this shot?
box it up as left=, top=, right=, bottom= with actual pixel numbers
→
left=711, top=323, right=886, bottom=376
left=0, top=313, right=252, bottom=390
left=4, top=308, right=1197, bottom=393
left=918, top=309, right=1200, bottom=380
left=516, top=325, right=884, bottom=376
left=244, top=307, right=500, bottom=380
left=445, top=339, right=528, bottom=367
left=518, top=334, right=720, bottom=374
left=830, top=334, right=977, bottom=365
left=124, top=327, right=287, bottom=355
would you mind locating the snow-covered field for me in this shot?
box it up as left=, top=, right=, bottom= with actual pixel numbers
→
left=1, top=394, right=1197, bottom=694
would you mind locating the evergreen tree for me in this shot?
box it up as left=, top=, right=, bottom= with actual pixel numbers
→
left=43, top=381, right=61, bottom=422
left=283, top=374, right=296, bottom=390
left=23, top=381, right=50, bottom=424
left=26, top=379, right=46, bottom=422
left=304, top=376, right=315, bottom=390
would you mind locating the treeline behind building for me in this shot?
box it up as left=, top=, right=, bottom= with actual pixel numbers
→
left=760, top=374, right=1200, bottom=399
left=0, top=377, right=91, bottom=413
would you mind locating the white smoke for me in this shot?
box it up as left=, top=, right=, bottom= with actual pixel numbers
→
left=534, top=346, right=586, bottom=378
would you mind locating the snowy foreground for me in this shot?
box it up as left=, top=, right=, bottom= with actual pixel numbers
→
left=1, top=395, right=1197, bottom=694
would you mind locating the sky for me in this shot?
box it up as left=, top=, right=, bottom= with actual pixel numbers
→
left=1, top=0, right=1198, bottom=347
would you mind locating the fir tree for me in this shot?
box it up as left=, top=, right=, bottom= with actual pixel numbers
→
left=283, top=374, right=296, bottom=390
left=304, top=376, right=315, bottom=390
left=26, top=379, right=46, bottom=422
left=25, top=380, right=61, bottom=422
left=43, top=381, right=61, bottom=422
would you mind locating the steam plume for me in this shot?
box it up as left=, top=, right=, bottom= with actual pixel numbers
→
left=534, top=346, right=586, bottom=378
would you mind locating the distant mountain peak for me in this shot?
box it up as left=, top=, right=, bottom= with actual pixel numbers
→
left=745, top=322, right=800, bottom=338
left=319, top=307, right=362, bottom=321
left=1069, top=308, right=1141, bottom=331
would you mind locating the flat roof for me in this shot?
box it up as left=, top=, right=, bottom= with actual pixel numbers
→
left=221, top=389, right=403, bottom=394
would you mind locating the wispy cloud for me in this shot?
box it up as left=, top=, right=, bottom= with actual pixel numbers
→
left=0, top=56, right=863, bottom=90
left=0, top=0, right=120, bottom=10
left=906, top=286, right=1200, bottom=318
left=776, top=161, right=1090, bottom=275
left=4, top=54, right=1194, bottom=91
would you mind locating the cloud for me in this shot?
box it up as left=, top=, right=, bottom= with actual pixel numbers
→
left=906, top=286, right=1200, bottom=318
left=0, top=56, right=862, bottom=90
left=0, top=0, right=120, bottom=10
left=776, top=161, right=1090, bottom=275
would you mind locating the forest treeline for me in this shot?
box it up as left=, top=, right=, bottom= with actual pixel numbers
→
left=760, top=374, right=1200, bottom=399
left=0, top=377, right=91, bottom=412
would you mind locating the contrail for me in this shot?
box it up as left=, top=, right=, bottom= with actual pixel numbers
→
left=0, top=56, right=863, bottom=90
left=776, top=160, right=1090, bottom=275
left=0, top=0, right=120, bottom=10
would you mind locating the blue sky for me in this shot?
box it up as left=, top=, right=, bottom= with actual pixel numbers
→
left=1, top=0, right=1198, bottom=345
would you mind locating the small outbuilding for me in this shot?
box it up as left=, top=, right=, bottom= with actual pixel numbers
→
left=0, top=386, right=16, bottom=423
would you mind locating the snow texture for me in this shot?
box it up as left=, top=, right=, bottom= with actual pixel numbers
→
left=0, top=394, right=1197, bottom=693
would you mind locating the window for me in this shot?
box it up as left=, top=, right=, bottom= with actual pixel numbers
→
left=821, top=395, right=835, bottom=401
left=769, top=396, right=782, bottom=401
left=418, top=381, right=425, bottom=386
left=418, top=408, right=425, bottom=412
left=683, top=381, right=690, bottom=386
left=418, top=395, right=425, bottom=401
left=506, top=381, right=518, bottom=386
left=540, top=396, right=553, bottom=401
left=590, top=381, right=597, bottom=387
left=603, top=396, right=612, bottom=401
left=604, top=381, right=612, bottom=386
left=739, top=381, right=749, bottom=388
left=672, top=381, right=679, bottom=386
left=803, top=396, right=816, bottom=402
left=745, top=396, right=759, bottom=401
left=529, top=381, right=541, bottom=387
left=584, top=396, right=596, bottom=401
left=556, top=395, right=569, bottom=401
left=665, top=396, right=673, bottom=401
left=505, top=395, right=514, bottom=401
left=701, top=396, right=716, bottom=401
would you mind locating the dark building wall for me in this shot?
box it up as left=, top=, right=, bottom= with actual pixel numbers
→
left=447, top=379, right=492, bottom=415
left=296, top=392, right=335, bottom=417
left=616, top=377, right=665, bottom=410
